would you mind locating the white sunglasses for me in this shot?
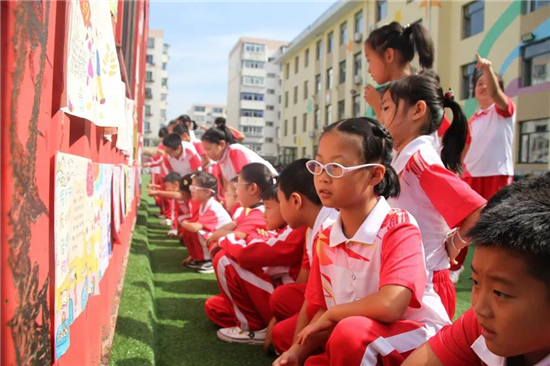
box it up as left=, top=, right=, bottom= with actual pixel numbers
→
left=306, top=160, right=382, bottom=178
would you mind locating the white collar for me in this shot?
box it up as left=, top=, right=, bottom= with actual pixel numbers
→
left=199, top=197, right=214, bottom=215
left=392, top=135, right=434, bottom=174
left=329, top=197, right=390, bottom=247
left=471, top=336, right=550, bottom=366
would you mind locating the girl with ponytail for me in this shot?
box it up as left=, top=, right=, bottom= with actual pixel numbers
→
left=364, top=22, right=435, bottom=119
left=379, top=74, right=487, bottom=319
left=274, top=117, right=450, bottom=366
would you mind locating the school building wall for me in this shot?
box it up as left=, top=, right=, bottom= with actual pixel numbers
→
left=278, top=0, right=550, bottom=175
left=1, top=1, right=149, bottom=365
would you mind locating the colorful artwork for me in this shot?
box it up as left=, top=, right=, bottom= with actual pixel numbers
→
left=112, top=165, right=122, bottom=233
left=116, top=98, right=136, bottom=161
left=62, top=0, right=126, bottom=128
left=93, top=163, right=113, bottom=279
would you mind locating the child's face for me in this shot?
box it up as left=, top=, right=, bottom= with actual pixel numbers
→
left=263, top=198, right=286, bottom=231
left=180, top=191, right=191, bottom=203
left=380, top=90, right=419, bottom=148
left=225, top=183, right=238, bottom=209
left=165, top=145, right=182, bottom=159
left=181, top=133, right=191, bottom=142
left=314, top=131, right=375, bottom=210
left=474, top=74, right=492, bottom=107
left=277, top=189, right=303, bottom=229
left=202, top=140, right=225, bottom=161
left=471, top=246, right=550, bottom=360
left=190, top=178, right=212, bottom=203
left=236, top=175, right=259, bottom=208
left=365, top=43, right=389, bottom=85
left=164, top=181, right=177, bottom=191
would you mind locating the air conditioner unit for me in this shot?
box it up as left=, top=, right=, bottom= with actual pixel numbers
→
left=354, top=32, right=362, bottom=43
left=354, top=75, right=362, bottom=85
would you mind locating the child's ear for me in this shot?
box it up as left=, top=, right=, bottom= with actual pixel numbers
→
left=291, top=192, right=303, bottom=209
left=369, top=165, right=386, bottom=187
left=411, top=100, right=428, bottom=122
left=384, top=48, right=395, bottom=64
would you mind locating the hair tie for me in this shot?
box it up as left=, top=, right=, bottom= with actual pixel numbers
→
left=444, top=89, right=455, bottom=107
left=183, top=179, right=189, bottom=186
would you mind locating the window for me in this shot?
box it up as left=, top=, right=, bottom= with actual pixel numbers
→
left=241, top=109, right=264, bottom=117
left=144, top=139, right=150, bottom=147
left=461, top=62, right=477, bottom=99
left=195, top=116, right=205, bottom=122
left=242, top=126, right=263, bottom=135
left=340, top=22, right=348, bottom=45
left=267, top=73, right=277, bottom=78
left=244, top=43, right=265, bottom=52
left=293, top=116, right=297, bottom=135
left=243, top=60, right=265, bottom=69
left=327, top=32, right=334, bottom=53
left=354, top=52, right=362, bottom=76
left=295, top=56, right=299, bottom=74
left=163, top=44, right=169, bottom=55
left=242, top=76, right=264, bottom=86
left=286, top=63, right=290, bottom=79
left=161, top=93, right=167, bottom=101
left=244, top=143, right=262, bottom=153
left=353, top=95, right=361, bottom=117
left=519, top=119, right=549, bottom=163
left=161, top=78, right=168, bottom=87
left=145, top=105, right=151, bottom=116
left=241, top=93, right=264, bottom=101
left=325, top=105, right=332, bottom=126
left=304, top=80, right=309, bottom=99
left=285, top=91, right=289, bottom=107
left=305, top=48, right=310, bottom=68
left=146, top=54, right=153, bottom=64
left=145, top=88, right=152, bottom=99
left=266, top=121, right=274, bottom=127
left=355, top=11, right=363, bottom=34
left=338, top=100, right=345, bottom=120
left=316, top=74, right=321, bottom=93
left=146, top=71, right=153, bottom=81
left=144, top=121, right=151, bottom=132
left=326, top=68, right=333, bottom=90
left=162, top=62, right=167, bottom=71
left=213, top=107, right=224, bottom=113
left=194, top=106, right=206, bottom=112
left=266, top=137, right=274, bottom=143
left=279, top=95, right=282, bottom=104
left=267, top=105, right=275, bottom=111
left=161, top=109, right=167, bottom=118
left=294, top=86, right=298, bottom=104
left=284, top=120, right=288, bottom=136
left=524, top=0, right=550, bottom=13
left=377, top=0, right=388, bottom=22
left=522, top=38, right=550, bottom=87
left=303, top=113, right=307, bottom=132
left=316, top=40, right=322, bottom=60
left=463, top=1, right=484, bottom=38
left=339, top=60, right=346, bottom=84
left=147, top=37, right=154, bottom=48
left=314, top=108, right=320, bottom=129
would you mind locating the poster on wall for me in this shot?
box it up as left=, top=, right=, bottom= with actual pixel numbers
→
left=112, top=165, right=121, bottom=233
left=126, top=166, right=136, bottom=214
left=120, top=165, right=127, bottom=218
left=62, top=0, right=126, bottom=128
left=116, top=98, right=135, bottom=161
left=93, top=163, right=113, bottom=279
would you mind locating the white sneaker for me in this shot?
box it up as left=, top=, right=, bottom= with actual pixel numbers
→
left=167, top=229, right=178, bottom=237
left=449, top=266, right=464, bottom=284
left=159, top=218, right=173, bottom=226
left=217, top=326, right=267, bottom=345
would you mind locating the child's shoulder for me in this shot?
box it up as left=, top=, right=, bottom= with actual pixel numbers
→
left=405, top=145, right=444, bottom=174
left=382, top=208, right=418, bottom=231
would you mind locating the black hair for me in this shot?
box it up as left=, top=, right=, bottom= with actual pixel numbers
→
left=168, top=120, right=177, bottom=126
left=468, top=174, right=550, bottom=295
left=173, top=123, right=189, bottom=136
left=177, top=114, right=191, bottom=123
left=387, top=75, right=467, bottom=174
left=192, top=171, right=218, bottom=194
left=202, top=119, right=237, bottom=145
left=179, top=173, right=194, bottom=194
left=324, top=118, right=400, bottom=198
left=418, top=69, right=441, bottom=84
left=472, top=69, right=505, bottom=97
left=366, top=22, right=434, bottom=70
left=240, top=163, right=275, bottom=194
left=158, top=127, right=169, bottom=139
left=263, top=184, right=279, bottom=202
left=279, top=158, right=322, bottom=206
left=164, top=171, right=182, bottom=184
left=162, top=133, right=182, bottom=150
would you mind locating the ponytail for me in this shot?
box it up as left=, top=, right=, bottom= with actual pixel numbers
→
left=388, top=75, right=467, bottom=174
left=201, top=118, right=237, bottom=145
left=366, top=22, right=434, bottom=70
left=441, top=92, right=468, bottom=174
left=324, top=118, right=400, bottom=198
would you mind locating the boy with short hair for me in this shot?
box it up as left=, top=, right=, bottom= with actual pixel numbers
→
left=404, top=174, right=550, bottom=366
left=162, top=133, right=201, bottom=177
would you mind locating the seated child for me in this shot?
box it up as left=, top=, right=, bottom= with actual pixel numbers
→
left=403, top=174, right=550, bottom=366
left=148, top=172, right=181, bottom=235
left=179, top=171, right=232, bottom=274
left=204, top=184, right=307, bottom=345
left=267, top=159, right=338, bottom=354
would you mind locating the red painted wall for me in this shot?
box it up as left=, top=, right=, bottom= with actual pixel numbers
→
left=1, top=1, right=148, bottom=365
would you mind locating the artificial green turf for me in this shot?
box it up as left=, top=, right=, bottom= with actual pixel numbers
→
left=110, top=176, right=473, bottom=365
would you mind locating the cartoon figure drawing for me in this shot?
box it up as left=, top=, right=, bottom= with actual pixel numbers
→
left=55, top=311, right=70, bottom=359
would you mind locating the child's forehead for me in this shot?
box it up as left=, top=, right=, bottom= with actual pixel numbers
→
left=473, top=246, right=532, bottom=282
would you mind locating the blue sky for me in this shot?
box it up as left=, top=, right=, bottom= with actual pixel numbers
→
left=149, top=1, right=337, bottom=120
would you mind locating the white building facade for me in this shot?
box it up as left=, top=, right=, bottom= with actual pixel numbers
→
left=188, top=103, right=227, bottom=137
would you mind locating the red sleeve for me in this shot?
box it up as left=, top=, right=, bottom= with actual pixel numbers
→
left=305, top=235, right=327, bottom=312
left=380, top=221, right=426, bottom=308
left=301, top=244, right=310, bottom=270
left=229, top=147, right=251, bottom=174
left=197, top=208, right=219, bottom=233
left=418, top=160, right=486, bottom=228
left=429, top=308, right=482, bottom=366
left=218, top=234, right=247, bottom=260
left=235, top=208, right=266, bottom=235
left=233, top=226, right=306, bottom=269
left=193, top=141, right=206, bottom=156
left=494, top=96, right=515, bottom=118
left=186, top=146, right=202, bottom=171
left=233, top=129, right=245, bottom=140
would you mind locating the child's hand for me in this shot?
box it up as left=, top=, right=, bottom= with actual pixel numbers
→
left=295, top=314, right=336, bottom=345
left=475, top=53, right=492, bottom=72
left=273, top=350, right=300, bottom=366
left=445, top=229, right=466, bottom=265
left=148, top=190, right=158, bottom=197
left=364, top=84, right=381, bottom=111
left=264, top=317, right=278, bottom=354
left=256, top=228, right=270, bottom=238
left=209, top=243, right=221, bottom=259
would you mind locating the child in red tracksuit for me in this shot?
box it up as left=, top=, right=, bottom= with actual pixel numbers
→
left=205, top=183, right=307, bottom=345
left=148, top=172, right=182, bottom=234
left=179, top=172, right=232, bottom=273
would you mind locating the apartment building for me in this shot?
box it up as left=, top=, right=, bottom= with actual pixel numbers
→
left=188, top=103, right=227, bottom=137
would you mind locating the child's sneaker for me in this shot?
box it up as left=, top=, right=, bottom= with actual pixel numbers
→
left=185, top=260, right=202, bottom=270
left=217, top=326, right=267, bottom=345
left=449, top=266, right=465, bottom=284
left=159, top=218, right=173, bottom=226
left=197, top=260, right=214, bottom=274
left=167, top=229, right=178, bottom=237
